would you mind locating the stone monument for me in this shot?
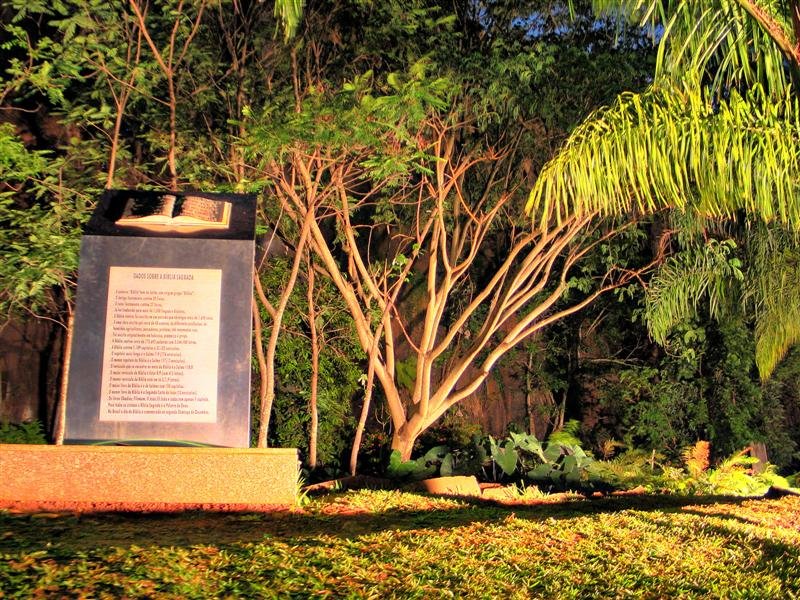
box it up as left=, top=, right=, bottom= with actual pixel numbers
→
left=65, top=189, right=256, bottom=447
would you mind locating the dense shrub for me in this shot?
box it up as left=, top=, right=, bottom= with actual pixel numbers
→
left=0, top=421, right=47, bottom=444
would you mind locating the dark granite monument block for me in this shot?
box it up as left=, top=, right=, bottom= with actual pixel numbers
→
left=65, top=190, right=256, bottom=447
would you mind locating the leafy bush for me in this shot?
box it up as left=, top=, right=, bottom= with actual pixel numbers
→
left=387, top=445, right=451, bottom=480
left=0, top=421, right=47, bottom=444
left=592, top=317, right=793, bottom=464
left=660, top=441, right=790, bottom=496
left=588, top=448, right=664, bottom=490
left=253, top=257, right=363, bottom=472
left=484, top=422, right=612, bottom=491
left=387, top=419, right=789, bottom=499
left=484, top=429, right=788, bottom=496
left=386, top=436, right=487, bottom=480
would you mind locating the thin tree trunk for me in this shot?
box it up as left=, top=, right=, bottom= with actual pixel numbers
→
left=306, top=251, right=319, bottom=469
left=105, top=91, right=125, bottom=189
left=350, top=343, right=376, bottom=476
left=53, top=309, right=74, bottom=445
left=525, top=349, right=535, bottom=436
left=349, top=310, right=391, bottom=475
left=129, top=0, right=206, bottom=190
left=104, top=35, right=140, bottom=189
left=252, top=294, right=268, bottom=445
left=167, top=79, right=178, bottom=189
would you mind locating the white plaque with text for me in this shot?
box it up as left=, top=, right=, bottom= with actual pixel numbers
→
left=99, top=266, right=222, bottom=423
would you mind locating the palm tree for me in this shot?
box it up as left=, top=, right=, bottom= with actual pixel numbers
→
left=528, top=0, right=800, bottom=377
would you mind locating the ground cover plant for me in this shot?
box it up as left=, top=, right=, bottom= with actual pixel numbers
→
left=386, top=423, right=791, bottom=498
left=2, top=490, right=800, bottom=598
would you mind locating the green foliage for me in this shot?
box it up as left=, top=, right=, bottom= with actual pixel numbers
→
left=6, top=0, right=787, bottom=477
left=528, top=81, right=800, bottom=229
left=387, top=445, right=451, bottom=480
left=2, top=0, right=665, bottom=466
left=273, top=0, right=305, bottom=41
left=645, top=224, right=800, bottom=382
left=659, top=441, right=791, bottom=496
left=590, top=0, right=792, bottom=98
left=394, top=356, right=417, bottom=392
left=254, top=257, right=363, bottom=470
left=592, top=315, right=787, bottom=461
left=485, top=424, right=601, bottom=490
left=387, top=434, right=488, bottom=480
left=611, top=366, right=706, bottom=452
left=488, top=437, right=519, bottom=476
left=0, top=2, right=128, bottom=320
left=246, top=59, right=454, bottom=192
left=532, top=0, right=800, bottom=386
left=588, top=448, right=662, bottom=490
left=645, top=239, right=743, bottom=346
left=483, top=427, right=787, bottom=496
left=762, top=348, right=800, bottom=469
left=0, top=124, right=97, bottom=316
left=748, top=227, right=800, bottom=378
left=545, top=419, right=583, bottom=447
left=0, top=421, right=47, bottom=444
left=705, top=455, right=788, bottom=496
left=527, top=443, right=595, bottom=489
left=295, top=472, right=311, bottom=508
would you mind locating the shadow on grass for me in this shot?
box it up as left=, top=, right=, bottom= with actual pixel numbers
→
left=0, top=492, right=771, bottom=554
left=631, top=509, right=800, bottom=593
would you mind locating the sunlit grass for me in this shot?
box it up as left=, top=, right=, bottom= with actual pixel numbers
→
left=2, top=491, right=800, bottom=598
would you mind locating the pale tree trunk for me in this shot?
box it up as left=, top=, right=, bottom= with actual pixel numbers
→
left=105, top=98, right=126, bottom=189
left=254, top=208, right=314, bottom=447
left=306, top=251, right=319, bottom=469
left=349, top=352, right=375, bottom=475
left=525, top=350, right=535, bottom=435
left=391, top=413, right=426, bottom=462
left=251, top=293, right=268, bottom=444
left=266, top=131, right=662, bottom=463
left=349, top=322, right=385, bottom=475
left=103, top=38, right=139, bottom=189
left=53, top=309, right=74, bottom=445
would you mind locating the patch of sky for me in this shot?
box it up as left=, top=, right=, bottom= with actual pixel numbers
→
left=469, top=1, right=662, bottom=50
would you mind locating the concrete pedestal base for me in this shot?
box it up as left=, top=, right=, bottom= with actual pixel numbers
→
left=0, top=444, right=298, bottom=512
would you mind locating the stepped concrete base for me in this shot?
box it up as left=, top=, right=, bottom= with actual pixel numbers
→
left=0, top=444, right=298, bottom=512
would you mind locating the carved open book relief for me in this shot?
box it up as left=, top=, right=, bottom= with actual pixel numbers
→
left=116, top=194, right=231, bottom=229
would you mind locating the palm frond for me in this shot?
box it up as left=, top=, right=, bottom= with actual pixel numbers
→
left=645, top=239, right=743, bottom=344
left=746, top=226, right=800, bottom=377
left=274, top=0, right=305, bottom=41
left=547, top=1, right=800, bottom=378
left=590, top=0, right=793, bottom=95
left=527, top=81, right=800, bottom=229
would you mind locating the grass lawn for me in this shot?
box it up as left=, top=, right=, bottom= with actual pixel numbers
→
left=2, top=490, right=800, bottom=598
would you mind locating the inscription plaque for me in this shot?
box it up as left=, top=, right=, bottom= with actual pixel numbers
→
left=100, top=266, right=222, bottom=423
left=65, top=190, right=256, bottom=447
